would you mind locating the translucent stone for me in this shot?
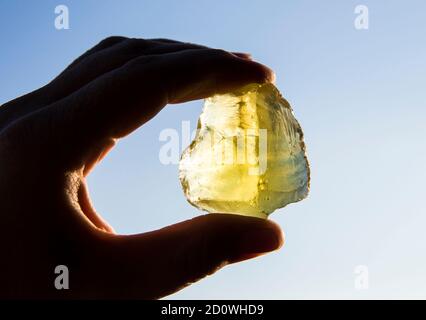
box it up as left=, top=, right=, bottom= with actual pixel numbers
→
left=179, top=83, right=310, bottom=218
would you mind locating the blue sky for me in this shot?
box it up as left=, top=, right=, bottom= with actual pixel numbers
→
left=1, top=0, right=425, bottom=299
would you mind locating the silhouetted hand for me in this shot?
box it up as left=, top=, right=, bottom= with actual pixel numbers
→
left=0, top=37, right=283, bottom=299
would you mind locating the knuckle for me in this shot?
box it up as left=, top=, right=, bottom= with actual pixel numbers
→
left=121, top=38, right=154, bottom=54
left=123, top=37, right=140, bottom=46
left=97, top=36, right=127, bottom=49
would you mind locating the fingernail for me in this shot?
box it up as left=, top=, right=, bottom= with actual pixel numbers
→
left=266, top=69, right=276, bottom=84
left=233, top=52, right=252, bottom=60
left=257, top=65, right=275, bottom=84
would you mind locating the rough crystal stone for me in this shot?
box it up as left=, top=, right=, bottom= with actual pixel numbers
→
left=179, top=83, right=310, bottom=218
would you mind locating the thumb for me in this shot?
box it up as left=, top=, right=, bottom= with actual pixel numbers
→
left=91, top=214, right=283, bottom=299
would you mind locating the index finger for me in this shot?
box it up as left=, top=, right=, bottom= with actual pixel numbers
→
left=29, top=48, right=274, bottom=169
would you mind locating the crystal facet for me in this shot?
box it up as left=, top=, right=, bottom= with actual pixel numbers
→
left=179, top=83, right=310, bottom=218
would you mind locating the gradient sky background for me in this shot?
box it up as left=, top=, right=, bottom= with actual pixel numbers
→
left=1, top=0, right=425, bottom=299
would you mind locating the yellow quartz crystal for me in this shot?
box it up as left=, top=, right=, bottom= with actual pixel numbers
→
left=179, top=83, right=310, bottom=218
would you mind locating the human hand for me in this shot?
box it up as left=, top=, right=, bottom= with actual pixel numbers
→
left=0, top=37, right=283, bottom=299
